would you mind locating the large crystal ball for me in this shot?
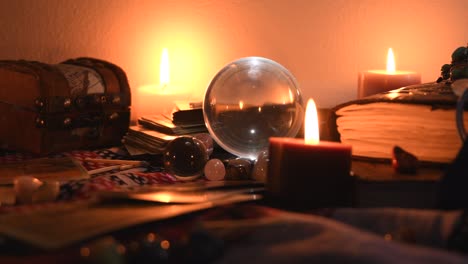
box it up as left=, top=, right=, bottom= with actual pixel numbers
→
left=203, top=56, right=304, bottom=160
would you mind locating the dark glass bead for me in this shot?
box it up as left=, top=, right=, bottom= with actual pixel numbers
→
left=163, top=136, right=209, bottom=180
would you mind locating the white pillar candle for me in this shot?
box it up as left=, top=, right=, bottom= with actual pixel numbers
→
left=358, top=48, right=421, bottom=98
left=132, top=48, right=190, bottom=119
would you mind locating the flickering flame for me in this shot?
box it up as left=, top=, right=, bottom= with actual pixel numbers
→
left=239, top=100, right=244, bottom=110
left=304, top=98, right=320, bottom=144
left=160, top=48, right=170, bottom=89
left=386, top=48, right=396, bottom=74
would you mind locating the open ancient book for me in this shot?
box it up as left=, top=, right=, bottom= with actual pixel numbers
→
left=332, top=81, right=467, bottom=164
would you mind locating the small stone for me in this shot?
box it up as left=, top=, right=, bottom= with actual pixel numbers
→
left=392, top=146, right=419, bottom=174
left=13, top=176, right=43, bottom=204
left=204, top=159, right=226, bottom=181
left=451, top=78, right=468, bottom=96
left=32, top=180, right=60, bottom=203
left=0, top=187, right=16, bottom=205
left=225, top=158, right=252, bottom=180
left=451, top=46, right=468, bottom=64
left=193, top=133, right=214, bottom=157
left=252, top=150, right=269, bottom=182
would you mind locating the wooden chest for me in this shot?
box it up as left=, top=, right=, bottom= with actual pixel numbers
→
left=0, top=57, right=131, bottom=154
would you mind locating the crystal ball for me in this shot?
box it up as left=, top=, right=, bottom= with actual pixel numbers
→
left=163, top=136, right=209, bottom=181
left=203, top=56, right=304, bottom=160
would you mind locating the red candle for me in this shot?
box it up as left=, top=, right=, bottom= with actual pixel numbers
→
left=267, top=99, right=353, bottom=208
left=358, top=48, right=421, bottom=98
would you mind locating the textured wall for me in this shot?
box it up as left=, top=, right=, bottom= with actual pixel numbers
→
left=0, top=0, right=466, bottom=118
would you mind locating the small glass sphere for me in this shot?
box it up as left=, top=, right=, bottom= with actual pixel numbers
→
left=203, top=56, right=304, bottom=160
left=163, top=136, right=209, bottom=181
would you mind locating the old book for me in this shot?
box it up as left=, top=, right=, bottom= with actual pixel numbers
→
left=122, top=125, right=177, bottom=154
left=138, top=114, right=207, bottom=135
left=332, top=81, right=467, bottom=164
left=352, top=160, right=443, bottom=208
left=172, top=101, right=204, bottom=125
left=124, top=102, right=208, bottom=155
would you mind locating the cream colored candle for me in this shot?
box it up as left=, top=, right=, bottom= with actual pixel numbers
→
left=134, top=84, right=186, bottom=117
left=358, top=48, right=421, bottom=98
left=133, top=48, right=189, bottom=119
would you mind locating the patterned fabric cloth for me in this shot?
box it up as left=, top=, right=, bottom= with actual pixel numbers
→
left=2, top=148, right=468, bottom=262
left=0, top=146, right=180, bottom=213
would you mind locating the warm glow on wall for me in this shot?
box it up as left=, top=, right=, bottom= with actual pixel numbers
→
left=0, top=0, right=465, bottom=114
left=131, top=17, right=217, bottom=102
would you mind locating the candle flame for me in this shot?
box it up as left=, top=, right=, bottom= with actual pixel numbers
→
left=160, top=48, right=170, bottom=89
left=386, top=48, right=396, bottom=74
left=305, top=98, right=320, bottom=144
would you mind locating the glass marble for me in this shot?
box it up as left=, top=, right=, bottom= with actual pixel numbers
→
left=203, top=56, right=304, bottom=160
left=163, top=136, right=209, bottom=181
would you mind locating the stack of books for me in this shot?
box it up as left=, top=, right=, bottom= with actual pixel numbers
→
left=332, top=81, right=467, bottom=165
left=123, top=101, right=208, bottom=155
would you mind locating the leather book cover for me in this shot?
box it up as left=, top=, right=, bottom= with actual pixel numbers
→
left=333, top=81, right=458, bottom=111
left=329, top=80, right=465, bottom=164
left=329, top=81, right=459, bottom=142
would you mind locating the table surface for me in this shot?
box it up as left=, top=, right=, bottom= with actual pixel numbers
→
left=0, top=146, right=465, bottom=264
